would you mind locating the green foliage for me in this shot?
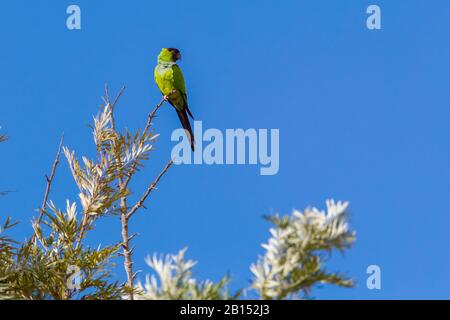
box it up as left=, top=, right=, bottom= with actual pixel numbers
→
left=0, top=202, right=126, bottom=300
left=135, top=248, right=239, bottom=300
left=64, top=104, right=157, bottom=219
left=0, top=90, right=357, bottom=300
left=250, top=200, right=356, bottom=299
left=0, top=90, right=160, bottom=300
left=0, top=218, right=19, bottom=299
left=134, top=201, right=356, bottom=300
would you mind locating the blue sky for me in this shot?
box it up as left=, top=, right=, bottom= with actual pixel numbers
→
left=1, top=0, right=450, bottom=299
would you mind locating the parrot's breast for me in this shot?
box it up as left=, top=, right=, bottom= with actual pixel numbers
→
left=154, top=64, right=175, bottom=96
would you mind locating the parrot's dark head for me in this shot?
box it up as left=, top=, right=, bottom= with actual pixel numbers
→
left=167, top=48, right=182, bottom=61
left=158, top=48, right=182, bottom=63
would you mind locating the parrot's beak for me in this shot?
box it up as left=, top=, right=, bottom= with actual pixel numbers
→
left=177, top=53, right=182, bottom=60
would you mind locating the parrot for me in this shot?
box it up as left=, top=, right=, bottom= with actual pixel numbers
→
left=154, top=48, right=195, bottom=151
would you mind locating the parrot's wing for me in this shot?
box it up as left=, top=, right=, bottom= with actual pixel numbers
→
left=172, top=64, right=194, bottom=119
left=172, top=64, right=187, bottom=96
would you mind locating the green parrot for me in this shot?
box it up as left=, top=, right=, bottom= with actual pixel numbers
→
left=154, top=48, right=195, bottom=151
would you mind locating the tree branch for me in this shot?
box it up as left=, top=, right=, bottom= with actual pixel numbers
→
left=126, top=159, right=174, bottom=219
left=104, top=84, right=126, bottom=131
left=123, top=97, right=165, bottom=189
left=105, top=86, right=136, bottom=297
left=103, top=87, right=170, bottom=300
left=30, top=135, right=64, bottom=243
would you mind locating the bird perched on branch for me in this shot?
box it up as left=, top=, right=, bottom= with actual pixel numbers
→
left=154, top=48, right=195, bottom=151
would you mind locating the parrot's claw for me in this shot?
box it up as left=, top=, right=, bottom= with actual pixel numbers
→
left=163, top=90, right=177, bottom=101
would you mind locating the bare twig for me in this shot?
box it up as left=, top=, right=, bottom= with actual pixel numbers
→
left=127, top=159, right=174, bottom=219
left=103, top=84, right=126, bottom=131
left=120, top=158, right=173, bottom=299
left=121, top=212, right=134, bottom=297
left=144, top=98, right=166, bottom=136
left=111, top=86, right=126, bottom=111
left=75, top=214, right=90, bottom=250
left=30, top=135, right=64, bottom=243
left=123, top=98, right=165, bottom=189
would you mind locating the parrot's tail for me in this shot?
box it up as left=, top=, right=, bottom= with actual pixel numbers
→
left=176, top=109, right=195, bottom=151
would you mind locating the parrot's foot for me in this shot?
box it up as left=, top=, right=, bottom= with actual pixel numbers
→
left=163, top=90, right=177, bottom=101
